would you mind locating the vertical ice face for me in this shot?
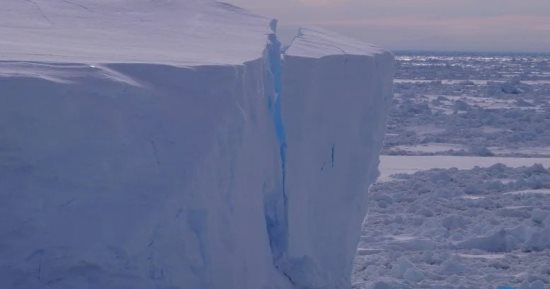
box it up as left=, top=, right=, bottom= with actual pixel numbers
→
left=0, top=2, right=393, bottom=289
left=278, top=28, right=394, bottom=288
left=0, top=61, right=292, bottom=289
left=0, top=1, right=289, bottom=289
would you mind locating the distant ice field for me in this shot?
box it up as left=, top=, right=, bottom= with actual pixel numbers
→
left=385, top=53, right=550, bottom=158
left=379, top=155, right=550, bottom=182
left=355, top=52, right=550, bottom=289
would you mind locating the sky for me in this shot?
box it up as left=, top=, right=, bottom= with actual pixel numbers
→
left=228, top=0, right=550, bottom=53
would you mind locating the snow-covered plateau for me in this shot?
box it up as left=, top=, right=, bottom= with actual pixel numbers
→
left=0, top=1, right=394, bottom=289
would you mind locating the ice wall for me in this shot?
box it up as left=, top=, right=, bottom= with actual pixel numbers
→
left=276, top=28, right=394, bottom=288
left=0, top=2, right=393, bottom=289
left=0, top=61, right=294, bottom=289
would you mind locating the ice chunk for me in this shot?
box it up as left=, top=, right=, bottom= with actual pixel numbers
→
left=440, top=257, right=467, bottom=275
left=390, top=257, right=416, bottom=279
left=368, top=277, right=411, bottom=289
left=531, top=209, right=549, bottom=224
left=527, top=280, right=546, bottom=289
left=403, top=267, right=424, bottom=283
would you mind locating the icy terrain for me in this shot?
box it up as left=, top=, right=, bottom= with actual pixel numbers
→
left=353, top=53, right=550, bottom=289
left=0, top=1, right=393, bottom=289
left=354, top=165, right=550, bottom=289
left=386, top=53, right=550, bottom=158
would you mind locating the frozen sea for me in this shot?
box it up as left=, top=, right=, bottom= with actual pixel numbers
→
left=354, top=52, right=550, bottom=289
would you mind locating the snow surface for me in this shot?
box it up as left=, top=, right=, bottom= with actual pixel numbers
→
left=0, top=0, right=272, bottom=66
left=505, top=189, right=550, bottom=195
left=0, top=2, right=394, bottom=289
left=285, top=27, right=386, bottom=59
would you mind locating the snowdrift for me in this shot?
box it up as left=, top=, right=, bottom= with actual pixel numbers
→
left=0, top=1, right=393, bottom=289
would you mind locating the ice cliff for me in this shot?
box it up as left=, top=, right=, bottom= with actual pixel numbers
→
left=0, top=1, right=393, bottom=289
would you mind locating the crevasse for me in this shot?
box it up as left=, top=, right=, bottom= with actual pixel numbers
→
left=264, top=19, right=289, bottom=263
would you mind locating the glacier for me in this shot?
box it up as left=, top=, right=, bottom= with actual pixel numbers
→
left=0, top=1, right=394, bottom=289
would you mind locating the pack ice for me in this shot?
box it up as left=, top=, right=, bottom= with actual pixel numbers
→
left=0, top=1, right=393, bottom=288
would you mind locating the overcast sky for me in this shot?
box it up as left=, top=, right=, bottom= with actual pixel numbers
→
left=228, top=0, right=550, bottom=53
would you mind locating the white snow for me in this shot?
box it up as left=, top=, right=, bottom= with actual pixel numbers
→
left=285, top=27, right=386, bottom=59
left=457, top=253, right=507, bottom=260
left=0, top=0, right=272, bottom=66
left=390, top=143, right=465, bottom=154
left=504, top=189, right=550, bottom=195
left=462, top=195, right=486, bottom=200
left=0, top=2, right=394, bottom=289
left=489, top=146, right=550, bottom=157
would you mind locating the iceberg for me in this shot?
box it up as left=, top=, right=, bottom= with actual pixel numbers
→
left=0, top=1, right=393, bottom=289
